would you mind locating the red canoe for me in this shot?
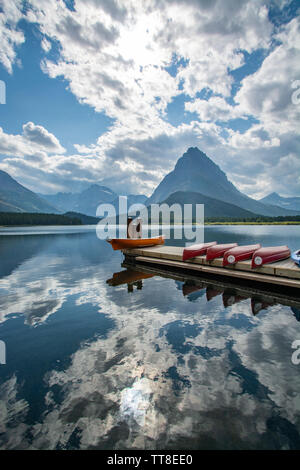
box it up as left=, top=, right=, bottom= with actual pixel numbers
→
left=206, top=243, right=238, bottom=261
left=182, top=241, right=217, bottom=261
left=182, top=282, right=206, bottom=296
left=251, top=298, right=276, bottom=315
left=223, top=244, right=261, bottom=266
left=251, top=245, right=291, bottom=268
left=223, top=293, right=249, bottom=308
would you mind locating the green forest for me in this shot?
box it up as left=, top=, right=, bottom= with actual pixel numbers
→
left=0, top=212, right=82, bottom=226
left=204, top=215, right=300, bottom=224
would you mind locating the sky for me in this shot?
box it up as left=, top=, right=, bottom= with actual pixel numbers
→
left=0, top=0, right=299, bottom=198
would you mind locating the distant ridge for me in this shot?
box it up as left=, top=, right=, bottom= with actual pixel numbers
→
left=259, top=192, right=300, bottom=212
left=41, top=189, right=148, bottom=216
left=40, top=184, right=117, bottom=216
left=0, top=170, right=58, bottom=214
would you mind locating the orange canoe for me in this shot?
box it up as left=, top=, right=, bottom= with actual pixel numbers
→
left=107, top=235, right=165, bottom=251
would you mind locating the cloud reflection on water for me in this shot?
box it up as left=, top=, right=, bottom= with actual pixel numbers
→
left=0, top=232, right=300, bottom=449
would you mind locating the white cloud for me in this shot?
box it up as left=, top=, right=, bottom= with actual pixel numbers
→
left=172, top=0, right=272, bottom=97
left=0, top=122, right=65, bottom=157
left=41, top=37, right=51, bottom=53
left=29, top=0, right=273, bottom=123
left=22, top=122, right=65, bottom=151
left=185, top=96, right=247, bottom=122
left=0, top=0, right=24, bottom=73
left=227, top=124, right=281, bottom=149
left=235, top=17, right=300, bottom=135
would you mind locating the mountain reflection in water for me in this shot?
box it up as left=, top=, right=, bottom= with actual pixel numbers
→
left=0, top=228, right=300, bottom=450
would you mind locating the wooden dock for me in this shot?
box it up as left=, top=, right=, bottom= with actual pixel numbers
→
left=122, top=245, right=300, bottom=290
left=119, top=262, right=300, bottom=311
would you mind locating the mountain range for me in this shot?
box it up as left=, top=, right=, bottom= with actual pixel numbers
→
left=259, top=192, right=300, bottom=212
left=147, top=147, right=298, bottom=217
left=38, top=185, right=118, bottom=216
left=38, top=187, right=147, bottom=216
left=0, top=147, right=299, bottom=218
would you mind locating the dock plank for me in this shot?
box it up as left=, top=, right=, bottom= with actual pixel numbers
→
left=275, top=264, right=300, bottom=280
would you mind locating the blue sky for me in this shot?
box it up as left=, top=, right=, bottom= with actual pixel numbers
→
left=0, top=0, right=299, bottom=197
left=0, top=20, right=114, bottom=153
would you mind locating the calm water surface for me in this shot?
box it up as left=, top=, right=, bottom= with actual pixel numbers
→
left=0, top=225, right=300, bottom=450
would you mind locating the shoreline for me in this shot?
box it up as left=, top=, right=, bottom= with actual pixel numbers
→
left=204, top=221, right=300, bottom=225
left=0, top=221, right=300, bottom=229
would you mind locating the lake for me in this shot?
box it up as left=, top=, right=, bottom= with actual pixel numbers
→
left=0, top=225, right=300, bottom=450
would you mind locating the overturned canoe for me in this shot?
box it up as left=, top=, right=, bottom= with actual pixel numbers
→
left=251, top=298, right=276, bottom=316
left=223, top=244, right=261, bottom=266
left=206, top=243, right=238, bottom=261
left=291, top=250, right=300, bottom=267
left=223, top=293, right=249, bottom=308
left=251, top=245, right=291, bottom=268
left=206, top=286, right=223, bottom=301
left=107, top=235, right=165, bottom=251
left=182, top=241, right=217, bottom=261
left=182, top=282, right=206, bottom=296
